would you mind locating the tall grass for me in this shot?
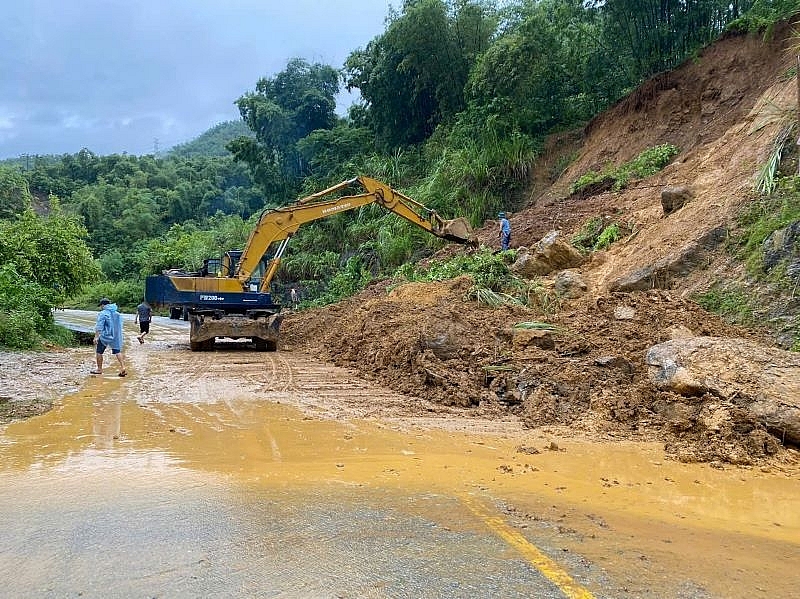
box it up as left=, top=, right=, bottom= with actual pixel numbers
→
left=414, top=129, right=539, bottom=225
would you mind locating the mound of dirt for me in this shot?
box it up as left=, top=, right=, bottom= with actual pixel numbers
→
left=285, top=22, right=800, bottom=464
left=284, top=276, right=784, bottom=464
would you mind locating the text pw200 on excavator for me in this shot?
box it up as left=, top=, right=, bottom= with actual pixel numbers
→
left=145, top=176, right=475, bottom=351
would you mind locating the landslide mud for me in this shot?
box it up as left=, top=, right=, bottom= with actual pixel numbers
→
left=280, top=24, right=800, bottom=466
left=282, top=277, right=787, bottom=464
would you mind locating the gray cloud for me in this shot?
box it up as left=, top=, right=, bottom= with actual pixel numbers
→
left=1, top=0, right=392, bottom=158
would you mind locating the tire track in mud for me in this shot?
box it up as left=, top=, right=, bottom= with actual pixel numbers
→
left=58, top=310, right=519, bottom=432
left=122, top=319, right=424, bottom=431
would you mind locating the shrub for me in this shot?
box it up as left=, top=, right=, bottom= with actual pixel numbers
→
left=620, top=144, right=680, bottom=181
left=571, top=217, right=604, bottom=253
left=594, top=223, right=621, bottom=250
left=570, top=170, right=615, bottom=196
left=0, top=263, right=57, bottom=349
left=395, top=247, right=518, bottom=292
left=0, top=311, right=41, bottom=350
left=307, top=256, right=372, bottom=307
left=67, top=280, right=145, bottom=312
left=41, top=323, right=77, bottom=348
left=572, top=218, right=623, bottom=252
left=571, top=144, right=679, bottom=195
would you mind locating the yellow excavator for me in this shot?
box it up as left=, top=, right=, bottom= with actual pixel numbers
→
left=145, top=176, right=475, bottom=351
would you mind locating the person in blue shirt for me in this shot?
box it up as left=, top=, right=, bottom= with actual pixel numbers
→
left=498, top=212, right=511, bottom=251
left=92, top=298, right=127, bottom=376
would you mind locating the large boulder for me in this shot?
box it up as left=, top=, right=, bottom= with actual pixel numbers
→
left=554, top=270, right=588, bottom=299
left=609, top=226, right=727, bottom=291
left=661, top=185, right=693, bottom=215
left=512, top=231, right=584, bottom=278
left=646, top=336, right=800, bottom=444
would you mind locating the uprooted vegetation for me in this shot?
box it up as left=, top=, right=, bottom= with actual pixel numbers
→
left=569, top=143, right=680, bottom=197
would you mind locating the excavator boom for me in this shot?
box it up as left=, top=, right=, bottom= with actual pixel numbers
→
left=237, top=176, right=475, bottom=291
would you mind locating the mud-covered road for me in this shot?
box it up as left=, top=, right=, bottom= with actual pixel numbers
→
left=0, top=311, right=797, bottom=598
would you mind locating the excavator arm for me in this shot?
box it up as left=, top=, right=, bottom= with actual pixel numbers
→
left=235, top=176, right=474, bottom=292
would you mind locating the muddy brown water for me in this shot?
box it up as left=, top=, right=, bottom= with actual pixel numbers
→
left=0, top=311, right=798, bottom=598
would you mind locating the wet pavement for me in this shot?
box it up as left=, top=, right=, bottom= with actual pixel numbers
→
left=0, top=311, right=798, bottom=598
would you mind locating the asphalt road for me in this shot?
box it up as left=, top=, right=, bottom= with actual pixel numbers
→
left=0, top=310, right=796, bottom=598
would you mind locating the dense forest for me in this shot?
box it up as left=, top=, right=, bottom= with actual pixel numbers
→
left=0, top=0, right=797, bottom=349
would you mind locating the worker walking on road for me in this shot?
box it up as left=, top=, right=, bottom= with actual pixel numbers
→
left=135, top=300, right=152, bottom=344
left=498, top=212, right=511, bottom=251
left=92, top=298, right=126, bottom=376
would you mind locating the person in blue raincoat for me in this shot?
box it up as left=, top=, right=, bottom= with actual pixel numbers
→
left=92, top=298, right=127, bottom=376
left=498, top=212, right=511, bottom=251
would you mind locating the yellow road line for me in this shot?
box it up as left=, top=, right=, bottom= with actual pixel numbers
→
left=460, top=493, right=595, bottom=599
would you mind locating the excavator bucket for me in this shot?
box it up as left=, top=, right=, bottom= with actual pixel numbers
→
left=440, top=217, right=476, bottom=245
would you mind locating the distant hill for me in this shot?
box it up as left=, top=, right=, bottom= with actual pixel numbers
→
left=168, top=120, right=254, bottom=158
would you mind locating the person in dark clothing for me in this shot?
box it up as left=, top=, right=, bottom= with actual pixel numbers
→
left=135, top=300, right=152, bottom=344
left=199, top=259, right=210, bottom=277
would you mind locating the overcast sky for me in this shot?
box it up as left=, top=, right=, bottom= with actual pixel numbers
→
left=0, top=0, right=394, bottom=159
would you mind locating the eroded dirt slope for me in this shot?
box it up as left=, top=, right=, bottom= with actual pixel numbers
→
left=286, top=23, right=800, bottom=465
left=508, top=22, right=798, bottom=258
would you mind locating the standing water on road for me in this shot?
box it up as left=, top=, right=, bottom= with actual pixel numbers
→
left=1, top=311, right=798, bottom=598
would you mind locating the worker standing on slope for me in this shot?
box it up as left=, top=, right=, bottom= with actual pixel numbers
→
left=498, top=212, right=511, bottom=251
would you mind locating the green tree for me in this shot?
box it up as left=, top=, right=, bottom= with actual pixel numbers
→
left=593, top=0, right=759, bottom=81
left=0, top=166, right=32, bottom=218
left=467, top=0, right=607, bottom=136
left=0, top=209, right=99, bottom=301
left=295, top=124, right=377, bottom=184
left=343, top=0, right=497, bottom=148
left=230, top=58, right=341, bottom=195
